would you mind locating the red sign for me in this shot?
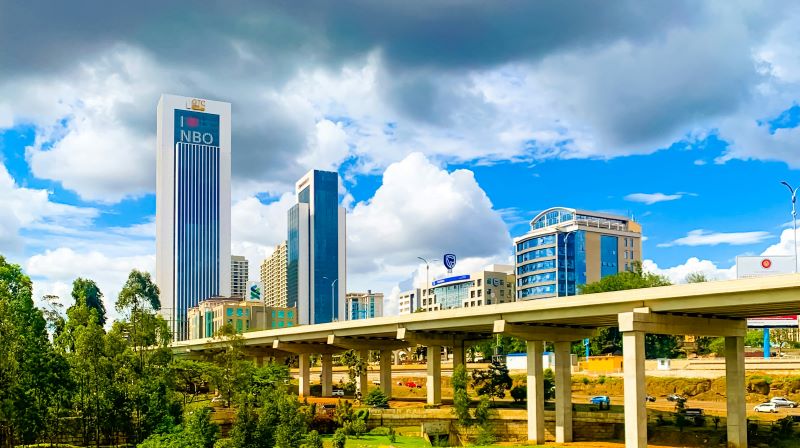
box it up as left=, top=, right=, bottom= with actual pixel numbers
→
left=186, top=116, right=200, bottom=128
left=761, top=258, right=772, bottom=269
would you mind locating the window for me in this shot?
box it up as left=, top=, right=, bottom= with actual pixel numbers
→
left=477, top=290, right=482, bottom=297
left=272, top=310, right=276, bottom=318
left=500, top=289, right=504, bottom=297
left=477, top=279, right=482, bottom=287
left=287, top=322, right=293, bottom=327
left=278, top=310, right=285, bottom=318
left=477, top=300, right=482, bottom=306
left=278, top=321, right=284, bottom=328
left=470, top=290, right=475, bottom=298
left=236, top=308, right=243, bottom=317
left=226, top=308, right=233, bottom=317
left=288, top=310, right=294, bottom=318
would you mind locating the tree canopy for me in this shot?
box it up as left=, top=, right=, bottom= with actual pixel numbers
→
left=70, top=277, right=106, bottom=326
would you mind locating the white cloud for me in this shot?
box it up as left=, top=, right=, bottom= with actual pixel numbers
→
left=230, top=193, right=296, bottom=280
left=0, top=163, right=97, bottom=255
left=658, top=229, right=771, bottom=247
left=643, top=257, right=736, bottom=284
left=26, top=247, right=155, bottom=324
left=624, top=192, right=684, bottom=205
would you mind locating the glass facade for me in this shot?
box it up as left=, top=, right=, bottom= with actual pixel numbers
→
left=312, top=171, right=340, bottom=323
left=286, top=204, right=300, bottom=308
left=433, top=281, right=474, bottom=310
left=600, top=235, right=619, bottom=277
left=174, top=110, right=221, bottom=340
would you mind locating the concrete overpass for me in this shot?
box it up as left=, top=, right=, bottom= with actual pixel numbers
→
left=173, top=274, right=800, bottom=448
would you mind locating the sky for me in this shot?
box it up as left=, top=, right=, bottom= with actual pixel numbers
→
left=2, top=1, right=800, bottom=320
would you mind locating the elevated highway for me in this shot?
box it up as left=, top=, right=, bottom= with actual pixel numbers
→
left=173, top=274, right=800, bottom=448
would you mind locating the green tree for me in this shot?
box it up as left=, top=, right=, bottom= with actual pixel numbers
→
left=340, top=349, right=367, bottom=392
left=364, top=388, right=389, bottom=407
left=471, top=358, right=513, bottom=401
left=184, top=407, right=219, bottom=448
left=303, top=430, right=324, bottom=448
left=451, top=364, right=472, bottom=426
left=209, top=324, right=253, bottom=407
left=70, top=277, right=107, bottom=326
left=173, top=359, right=213, bottom=406
left=0, top=256, right=72, bottom=446
left=685, top=272, right=708, bottom=284
left=581, top=261, right=682, bottom=358
left=116, top=269, right=162, bottom=373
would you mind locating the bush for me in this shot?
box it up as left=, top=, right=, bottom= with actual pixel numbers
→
left=582, top=377, right=590, bottom=385
left=598, top=375, right=606, bottom=385
left=213, top=439, right=235, bottom=448
left=351, top=419, right=367, bottom=438
left=310, top=413, right=336, bottom=435
left=302, top=430, right=323, bottom=448
left=452, top=364, right=472, bottom=426
left=364, top=388, right=389, bottom=407
left=184, top=408, right=219, bottom=448
left=332, top=428, right=347, bottom=448
left=475, top=426, right=496, bottom=446
left=510, top=385, right=526, bottom=403
left=388, top=427, right=396, bottom=443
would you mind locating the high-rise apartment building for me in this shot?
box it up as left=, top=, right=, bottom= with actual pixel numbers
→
left=287, top=170, right=346, bottom=325
left=230, top=255, right=249, bottom=299
left=261, top=242, right=288, bottom=307
left=514, top=207, right=642, bottom=300
left=345, top=291, right=384, bottom=320
left=156, top=95, right=231, bottom=340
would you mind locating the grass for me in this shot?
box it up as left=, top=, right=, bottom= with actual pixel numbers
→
left=321, top=434, right=433, bottom=447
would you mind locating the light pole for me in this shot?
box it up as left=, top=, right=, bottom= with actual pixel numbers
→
left=323, top=276, right=339, bottom=322
left=417, top=257, right=430, bottom=310
left=780, top=181, right=799, bottom=273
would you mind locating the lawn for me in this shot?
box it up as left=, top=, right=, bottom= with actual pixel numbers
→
left=321, top=434, right=434, bottom=447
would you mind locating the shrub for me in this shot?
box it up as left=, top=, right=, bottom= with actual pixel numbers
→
left=302, top=430, right=323, bottom=448
left=510, top=385, right=526, bottom=403
left=388, top=427, right=396, bottom=443
left=213, top=439, right=235, bottom=448
left=452, top=364, right=472, bottom=426
left=475, top=426, right=496, bottom=446
left=364, top=388, right=389, bottom=407
left=351, top=419, right=367, bottom=439
left=332, top=428, right=347, bottom=448
left=598, top=375, right=606, bottom=385
left=582, top=377, right=590, bottom=385
left=309, top=413, right=336, bottom=435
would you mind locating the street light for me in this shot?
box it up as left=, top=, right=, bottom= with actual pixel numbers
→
left=323, top=276, right=339, bottom=322
left=417, top=256, right=430, bottom=310
left=780, top=181, right=799, bottom=273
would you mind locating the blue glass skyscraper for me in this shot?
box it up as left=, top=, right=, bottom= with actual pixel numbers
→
left=156, top=95, right=232, bottom=340
left=514, top=208, right=642, bottom=300
left=287, top=170, right=346, bottom=324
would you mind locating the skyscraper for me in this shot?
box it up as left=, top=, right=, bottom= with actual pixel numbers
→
left=514, top=207, right=642, bottom=300
left=156, top=95, right=231, bottom=340
left=287, top=170, right=346, bottom=324
left=261, top=241, right=288, bottom=307
left=230, top=255, right=249, bottom=299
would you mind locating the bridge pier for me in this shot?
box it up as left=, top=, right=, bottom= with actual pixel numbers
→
left=554, top=341, right=573, bottom=443
left=321, top=353, right=333, bottom=397
left=380, top=349, right=393, bottom=398
left=526, top=339, right=545, bottom=444
left=452, top=341, right=465, bottom=372
left=618, top=308, right=748, bottom=448
left=427, top=345, right=442, bottom=405
left=298, top=352, right=311, bottom=397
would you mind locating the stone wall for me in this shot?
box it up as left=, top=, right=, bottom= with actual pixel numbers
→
left=366, top=408, right=624, bottom=443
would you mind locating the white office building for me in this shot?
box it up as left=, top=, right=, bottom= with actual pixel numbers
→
left=156, top=94, right=231, bottom=340
left=398, top=288, right=421, bottom=315
left=231, top=255, right=249, bottom=299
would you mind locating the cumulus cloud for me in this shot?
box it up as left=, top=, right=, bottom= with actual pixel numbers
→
left=26, top=247, right=155, bottom=324
left=643, top=257, right=736, bottom=284
left=230, top=193, right=297, bottom=280
left=658, top=229, right=772, bottom=247
left=624, top=193, right=685, bottom=205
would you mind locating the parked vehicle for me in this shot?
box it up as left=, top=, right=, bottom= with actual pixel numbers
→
left=404, top=381, right=417, bottom=388
left=769, top=397, right=798, bottom=408
left=679, top=408, right=704, bottom=417
left=754, top=402, right=778, bottom=413
left=332, top=389, right=345, bottom=396
left=666, top=394, right=687, bottom=403
left=645, top=395, right=656, bottom=402
left=590, top=396, right=611, bottom=405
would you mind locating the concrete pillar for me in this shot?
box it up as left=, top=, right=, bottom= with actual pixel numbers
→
left=452, top=341, right=465, bottom=372
left=321, top=353, right=333, bottom=397
left=726, top=335, right=747, bottom=447
left=380, top=349, right=393, bottom=398
left=526, top=340, right=545, bottom=444
left=554, top=341, right=573, bottom=443
left=298, top=353, right=311, bottom=397
left=255, top=355, right=264, bottom=367
left=622, top=331, right=646, bottom=448
left=358, top=349, right=369, bottom=396
left=426, top=345, right=442, bottom=405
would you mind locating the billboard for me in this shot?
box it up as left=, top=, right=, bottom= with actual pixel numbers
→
left=432, top=274, right=470, bottom=286
left=736, top=256, right=798, bottom=328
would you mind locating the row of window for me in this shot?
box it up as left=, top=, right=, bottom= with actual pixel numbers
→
left=271, top=310, right=294, bottom=319
left=623, top=250, right=635, bottom=259
left=518, top=271, right=556, bottom=287
left=516, top=246, right=556, bottom=263
left=518, top=284, right=556, bottom=298
left=516, top=234, right=556, bottom=252
left=623, top=237, right=635, bottom=247
left=517, top=259, right=556, bottom=275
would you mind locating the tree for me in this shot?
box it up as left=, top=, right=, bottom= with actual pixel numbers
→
left=116, top=269, right=162, bottom=373
left=209, top=324, right=253, bottom=407
left=364, top=388, right=389, bottom=407
left=471, top=358, right=513, bottom=401
left=340, top=349, right=367, bottom=392
left=452, top=364, right=472, bottom=426
left=581, top=262, right=682, bottom=358
left=771, top=328, right=793, bottom=355
left=184, top=407, right=219, bottom=448
left=686, top=272, right=708, bottom=284
left=172, top=359, right=213, bottom=406
left=71, top=278, right=107, bottom=326
left=0, top=256, right=72, bottom=446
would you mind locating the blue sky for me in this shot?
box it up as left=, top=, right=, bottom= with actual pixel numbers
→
left=2, top=1, right=800, bottom=317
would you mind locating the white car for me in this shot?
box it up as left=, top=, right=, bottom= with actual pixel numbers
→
left=753, top=402, right=778, bottom=413
left=769, top=397, right=798, bottom=408
left=332, top=389, right=345, bottom=396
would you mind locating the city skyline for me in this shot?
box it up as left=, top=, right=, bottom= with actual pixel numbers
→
left=2, top=3, right=800, bottom=322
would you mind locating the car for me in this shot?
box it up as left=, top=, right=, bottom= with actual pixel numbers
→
left=666, top=394, right=687, bottom=403
left=754, top=402, right=778, bottom=413
left=404, top=381, right=418, bottom=388
left=590, top=396, right=611, bottom=405
left=680, top=408, right=704, bottom=417
left=646, top=395, right=656, bottom=402
left=332, top=389, right=345, bottom=396
left=372, top=380, right=381, bottom=386
left=769, top=397, right=798, bottom=408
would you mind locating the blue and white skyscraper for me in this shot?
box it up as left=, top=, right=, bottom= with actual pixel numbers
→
left=287, top=170, right=346, bottom=325
left=156, top=95, right=231, bottom=340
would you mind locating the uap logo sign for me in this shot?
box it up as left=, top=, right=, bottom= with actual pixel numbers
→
left=444, top=254, right=457, bottom=272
